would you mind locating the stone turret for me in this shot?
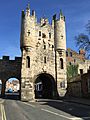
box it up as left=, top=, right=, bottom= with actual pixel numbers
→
left=53, top=10, right=67, bottom=96
left=20, top=4, right=36, bottom=50
left=54, top=10, right=66, bottom=51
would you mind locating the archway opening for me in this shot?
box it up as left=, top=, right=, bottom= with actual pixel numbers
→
left=34, top=73, right=56, bottom=99
left=5, top=78, right=20, bottom=100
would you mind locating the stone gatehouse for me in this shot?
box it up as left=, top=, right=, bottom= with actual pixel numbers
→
left=20, top=4, right=67, bottom=101
left=0, top=4, right=67, bottom=101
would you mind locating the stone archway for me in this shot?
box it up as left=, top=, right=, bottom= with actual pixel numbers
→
left=34, top=73, right=56, bottom=99
left=5, top=77, right=20, bottom=100
left=0, top=56, right=21, bottom=98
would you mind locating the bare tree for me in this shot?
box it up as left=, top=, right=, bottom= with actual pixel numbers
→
left=75, top=21, right=90, bottom=58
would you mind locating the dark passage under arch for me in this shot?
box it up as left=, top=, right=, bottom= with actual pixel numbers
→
left=34, top=73, right=56, bottom=99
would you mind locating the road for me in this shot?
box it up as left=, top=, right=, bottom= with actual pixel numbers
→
left=3, top=98, right=90, bottom=120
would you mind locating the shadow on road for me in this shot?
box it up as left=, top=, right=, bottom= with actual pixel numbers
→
left=37, top=99, right=90, bottom=119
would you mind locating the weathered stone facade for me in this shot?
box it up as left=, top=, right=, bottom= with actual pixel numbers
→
left=20, top=4, right=67, bottom=101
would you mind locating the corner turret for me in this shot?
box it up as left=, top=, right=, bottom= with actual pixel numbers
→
left=54, top=10, right=66, bottom=51
left=20, top=3, right=36, bottom=50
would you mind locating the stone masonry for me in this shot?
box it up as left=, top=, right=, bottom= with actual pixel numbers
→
left=20, top=4, right=67, bottom=101
left=0, top=56, right=21, bottom=97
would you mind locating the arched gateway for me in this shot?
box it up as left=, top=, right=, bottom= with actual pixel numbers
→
left=20, top=4, right=67, bottom=101
left=0, top=56, right=21, bottom=98
left=34, top=73, right=56, bottom=99
left=0, top=4, right=67, bottom=101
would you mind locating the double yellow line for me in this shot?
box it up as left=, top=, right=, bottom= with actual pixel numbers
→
left=0, top=100, right=6, bottom=120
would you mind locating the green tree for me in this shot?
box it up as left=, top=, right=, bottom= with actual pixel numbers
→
left=67, top=65, right=78, bottom=79
left=75, top=21, right=90, bottom=58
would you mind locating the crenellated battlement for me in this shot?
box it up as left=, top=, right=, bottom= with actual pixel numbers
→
left=0, top=56, right=22, bottom=61
left=21, top=4, right=65, bottom=27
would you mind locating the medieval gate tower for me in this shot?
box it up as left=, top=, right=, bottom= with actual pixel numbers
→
left=20, top=4, right=67, bottom=101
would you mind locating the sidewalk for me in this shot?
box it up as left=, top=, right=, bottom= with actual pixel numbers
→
left=0, top=99, right=3, bottom=120
left=64, top=97, right=90, bottom=106
left=0, top=98, right=5, bottom=120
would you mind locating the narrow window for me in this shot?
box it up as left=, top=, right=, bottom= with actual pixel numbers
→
left=49, top=33, right=51, bottom=38
left=60, top=58, right=63, bottom=69
left=61, top=35, right=63, bottom=39
left=42, top=33, right=46, bottom=38
left=60, top=81, right=65, bottom=88
left=74, top=59, right=76, bottom=63
left=80, top=69, right=83, bottom=74
left=69, top=62, right=71, bottom=65
left=44, top=44, right=46, bottom=49
left=39, top=31, right=41, bottom=36
left=38, top=38, right=41, bottom=40
left=70, top=52, right=72, bottom=57
left=66, top=51, right=68, bottom=57
left=26, top=56, right=30, bottom=68
left=52, top=45, right=54, bottom=50
left=27, top=30, right=30, bottom=36
left=44, top=56, right=46, bottom=63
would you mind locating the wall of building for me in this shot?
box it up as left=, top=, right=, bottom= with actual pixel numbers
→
left=67, top=70, right=90, bottom=98
left=66, top=48, right=90, bottom=75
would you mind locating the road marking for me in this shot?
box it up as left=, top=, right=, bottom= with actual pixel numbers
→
left=22, top=101, right=90, bottom=120
left=71, top=116, right=90, bottom=120
left=41, top=108, right=83, bottom=120
left=23, top=102, right=35, bottom=108
left=71, top=118, right=83, bottom=120
left=1, top=104, right=6, bottom=120
left=41, top=108, right=72, bottom=120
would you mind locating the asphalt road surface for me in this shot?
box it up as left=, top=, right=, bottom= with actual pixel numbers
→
left=3, top=99, right=90, bottom=120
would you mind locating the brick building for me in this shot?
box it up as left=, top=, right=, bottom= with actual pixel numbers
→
left=66, top=48, right=90, bottom=75
left=66, top=48, right=90, bottom=98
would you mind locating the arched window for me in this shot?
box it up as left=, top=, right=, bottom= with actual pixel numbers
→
left=27, top=30, right=30, bottom=36
left=44, top=56, right=46, bottom=63
left=39, top=31, right=41, bottom=36
left=66, top=51, right=68, bottom=57
left=60, top=58, right=63, bottom=69
left=70, top=52, right=72, bottom=57
left=26, top=56, right=30, bottom=68
left=44, top=44, right=46, bottom=49
left=49, top=33, right=51, bottom=39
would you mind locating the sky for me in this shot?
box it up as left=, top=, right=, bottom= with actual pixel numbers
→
left=0, top=0, right=90, bottom=59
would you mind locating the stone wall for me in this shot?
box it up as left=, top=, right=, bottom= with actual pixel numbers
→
left=0, top=56, right=21, bottom=96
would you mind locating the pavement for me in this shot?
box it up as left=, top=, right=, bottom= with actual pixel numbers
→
left=0, top=98, right=6, bottom=120
left=0, top=99, right=3, bottom=120
left=0, top=97, right=90, bottom=120
left=0, top=103, right=1, bottom=120
left=4, top=98, right=90, bottom=120
left=64, top=96, right=90, bottom=106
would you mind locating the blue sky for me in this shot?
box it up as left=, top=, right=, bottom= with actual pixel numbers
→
left=0, top=0, right=90, bottom=59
